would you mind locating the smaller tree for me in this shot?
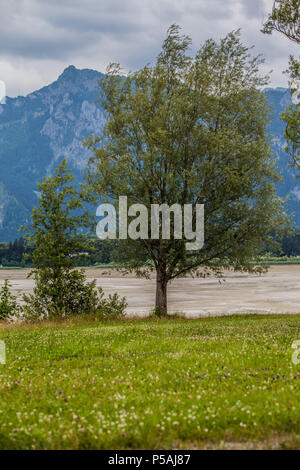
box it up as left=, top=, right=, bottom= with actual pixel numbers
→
left=0, top=280, right=19, bottom=320
left=262, top=0, right=299, bottom=165
left=21, top=159, right=100, bottom=319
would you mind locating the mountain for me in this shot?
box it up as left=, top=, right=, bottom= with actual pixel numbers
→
left=264, top=87, right=299, bottom=221
left=0, top=65, right=106, bottom=241
left=0, top=66, right=298, bottom=241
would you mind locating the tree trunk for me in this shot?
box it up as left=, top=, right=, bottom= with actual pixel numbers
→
left=155, top=268, right=168, bottom=316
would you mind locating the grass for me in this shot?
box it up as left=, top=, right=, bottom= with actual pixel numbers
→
left=0, top=314, right=300, bottom=450
left=0, top=266, right=28, bottom=270
left=257, top=255, right=300, bottom=265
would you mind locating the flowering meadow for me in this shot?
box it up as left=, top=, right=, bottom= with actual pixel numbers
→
left=0, top=314, right=300, bottom=449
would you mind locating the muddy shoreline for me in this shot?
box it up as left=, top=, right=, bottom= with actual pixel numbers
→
left=1, top=265, right=300, bottom=316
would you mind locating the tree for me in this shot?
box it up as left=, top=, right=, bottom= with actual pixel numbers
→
left=85, top=26, right=288, bottom=315
left=0, top=280, right=19, bottom=320
left=262, top=0, right=299, bottom=165
left=21, top=159, right=99, bottom=318
left=261, top=0, right=299, bottom=43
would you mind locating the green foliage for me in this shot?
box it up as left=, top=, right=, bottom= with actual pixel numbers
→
left=282, top=59, right=300, bottom=167
left=278, top=227, right=300, bottom=255
left=0, top=236, right=113, bottom=268
left=22, top=273, right=127, bottom=321
left=282, top=99, right=300, bottom=166
left=85, top=25, right=288, bottom=314
left=261, top=0, right=299, bottom=43
left=21, top=159, right=116, bottom=319
left=262, top=1, right=299, bottom=165
left=22, top=271, right=100, bottom=320
left=81, top=237, right=118, bottom=266
left=151, top=306, right=168, bottom=318
left=21, top=159, right=92, bottom=271
left=94, top=288, right=128, bottom=320
left=0, top=238, right=30, bottom=267
left=258, top=253, right=300, bottom=264
left=0, top=280, right=19, bottom=320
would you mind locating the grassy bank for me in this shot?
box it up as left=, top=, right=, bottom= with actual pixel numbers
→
left=0, top=314, right=300, bottom=449
left=257, top=256, right=300, bottom=265
left=3, top=255, right=300, bottom=270
left=45, top=256, right=300, bottom=266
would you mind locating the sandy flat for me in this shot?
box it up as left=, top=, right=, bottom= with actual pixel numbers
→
left=1, top=265, right=300, bottom=317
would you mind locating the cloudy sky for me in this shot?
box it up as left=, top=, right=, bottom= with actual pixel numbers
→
left=0, top=0, right=298, bottom=97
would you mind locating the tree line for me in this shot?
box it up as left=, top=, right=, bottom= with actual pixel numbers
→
left=0, top=237, right=114, bottom=267
left=3, top=230, right=300, bottom=268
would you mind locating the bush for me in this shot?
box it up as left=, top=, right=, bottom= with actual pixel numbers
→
left=0, top=280, right=19, bottom=320
left=22, top=270, right=127, bottom=320
left=95, top=288, right=128, bottom=320
left=23, top=270, right=95, bottom=319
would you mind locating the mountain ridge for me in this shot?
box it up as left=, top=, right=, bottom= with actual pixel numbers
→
left=0, top=66, right=298, bottom=242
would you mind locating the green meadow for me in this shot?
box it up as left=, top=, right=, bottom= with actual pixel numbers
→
left=0, top=314, right=300, bottom=450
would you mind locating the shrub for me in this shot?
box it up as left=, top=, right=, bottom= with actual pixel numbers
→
left=22, top=270, right=127, bottom=320
left=22, top=269, right=100, bottom=320
left=95, top=288, right=128, bottom=320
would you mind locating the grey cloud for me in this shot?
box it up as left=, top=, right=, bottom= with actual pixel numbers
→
left=0, top=0, right=297, bottom=97
left=240, top=0, right=266, bottom=19
left=184, top=0, right=237, bottom=19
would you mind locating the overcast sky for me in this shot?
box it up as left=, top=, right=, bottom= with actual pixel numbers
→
left=0, top=0, right=298, bottom=97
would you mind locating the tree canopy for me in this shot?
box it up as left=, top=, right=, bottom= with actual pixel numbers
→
left=85, top=25, right=288, bottom=314
left=261, top=0, right=299, bottom=43
left=262, top=0, right=300, bottom=166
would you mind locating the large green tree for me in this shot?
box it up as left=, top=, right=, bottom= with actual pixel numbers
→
left=85, top=26, right=287, bottom=315
left=262, top=0, right=299, bottom=165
